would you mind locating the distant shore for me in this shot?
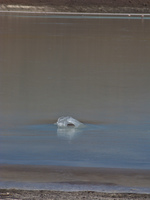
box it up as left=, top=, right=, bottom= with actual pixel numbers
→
left=0, top=0, right=150, bottom=13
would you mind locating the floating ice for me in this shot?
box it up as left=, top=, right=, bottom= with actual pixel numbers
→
left=55, top=116, right=83, bottom=128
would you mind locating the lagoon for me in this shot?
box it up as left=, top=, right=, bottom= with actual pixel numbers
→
left=0, top=13, right=150, bottom=171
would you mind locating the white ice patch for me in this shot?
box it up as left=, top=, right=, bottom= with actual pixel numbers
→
left=55, top=116, right=84, bottom=128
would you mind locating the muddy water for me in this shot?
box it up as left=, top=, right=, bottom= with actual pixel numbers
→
left=0, top=13, right=150, bottom=169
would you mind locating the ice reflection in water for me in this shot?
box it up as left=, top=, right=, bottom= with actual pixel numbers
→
left=57, top=127, right=82, bottom=140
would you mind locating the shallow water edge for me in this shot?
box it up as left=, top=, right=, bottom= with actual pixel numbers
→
left=0, top=165, right=150, bottom=193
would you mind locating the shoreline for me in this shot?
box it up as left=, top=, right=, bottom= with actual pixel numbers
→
left=1, top=9, right=150, bottom=16
left=1, top=9, right=150, bottom=20
left=1, top=165, right=150, bottom=200
left=0, top=165, right=150, bottom=189
left=1, top=190, right=150, bottom=200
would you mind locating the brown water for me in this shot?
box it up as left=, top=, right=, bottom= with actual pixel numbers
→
left=1, top=13, right=150, bottom=125
left=0, top=13, right=150, bottom=170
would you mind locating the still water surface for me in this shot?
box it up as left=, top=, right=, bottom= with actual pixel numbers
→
left=0, top=13, right=150, bottom=169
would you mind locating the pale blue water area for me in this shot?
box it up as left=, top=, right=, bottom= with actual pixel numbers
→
left=0, top=122, right=150, bottom=169
left=1, top=181, right=150, bottom=194
left=0, top=13, right=150, bottom=171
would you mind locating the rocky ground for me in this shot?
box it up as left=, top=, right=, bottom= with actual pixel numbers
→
left=0, top=0, right=150, bottom=13
left=0, top=189, right=150, bottom=200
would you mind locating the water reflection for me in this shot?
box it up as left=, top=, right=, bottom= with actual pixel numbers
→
left=0, top=122, right=150, bottom=168
left=57, top=127, right=83, bottom=140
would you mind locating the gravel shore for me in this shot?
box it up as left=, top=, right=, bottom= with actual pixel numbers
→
left=1, top=189, right=150, bottom=200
